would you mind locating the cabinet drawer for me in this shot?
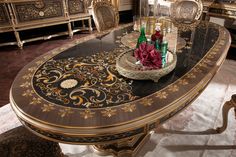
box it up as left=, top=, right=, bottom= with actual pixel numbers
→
left=13, top=0, right=65, bottom=23
left=0, top=4, right=10, bottom=26
left=68, top=0, right=85, bottom=15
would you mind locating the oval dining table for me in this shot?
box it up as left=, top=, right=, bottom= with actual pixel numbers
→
left=10, top=21, right=231, bottom=157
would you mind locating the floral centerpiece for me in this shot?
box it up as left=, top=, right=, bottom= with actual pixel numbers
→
left=134, top=43, right=162, bottom=70
left=134, top=23, right=168, bottom=70
left=116, top=23, right=177, bottom=82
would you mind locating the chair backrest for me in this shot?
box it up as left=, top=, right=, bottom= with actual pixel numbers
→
left=92, top=0, right=119, bottom=32
left=170, top=0, right=203, bottom=24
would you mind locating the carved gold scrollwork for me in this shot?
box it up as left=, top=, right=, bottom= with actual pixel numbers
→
left=170, top=0, right=203, bottom=31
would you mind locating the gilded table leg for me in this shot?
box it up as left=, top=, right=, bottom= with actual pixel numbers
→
left=216, top=95, right=236, bottom=133
left=92, top=133, right=150, bottom=157
left=14, top=31, right=23, bottom=49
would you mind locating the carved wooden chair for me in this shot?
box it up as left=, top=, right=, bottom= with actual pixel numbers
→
left=91, top=0, right=119, bottom=32
left=170, top=0, right=203, bottom=24
left=0, top=126, right=64, bottom=157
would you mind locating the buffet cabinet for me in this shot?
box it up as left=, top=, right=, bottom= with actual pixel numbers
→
left=0, top=0, right=92, bottom=48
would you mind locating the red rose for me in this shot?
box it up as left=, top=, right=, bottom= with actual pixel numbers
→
left=134, top=43, right=162, bottom=69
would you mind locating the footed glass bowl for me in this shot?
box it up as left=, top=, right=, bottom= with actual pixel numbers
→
left=116, top=50, right=177, bottom=82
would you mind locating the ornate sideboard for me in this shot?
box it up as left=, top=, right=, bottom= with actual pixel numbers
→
left=0, top=0, right=92, bottom=48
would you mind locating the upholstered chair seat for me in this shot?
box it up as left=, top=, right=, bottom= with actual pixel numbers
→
left=0, top=126, right=63, bottom=157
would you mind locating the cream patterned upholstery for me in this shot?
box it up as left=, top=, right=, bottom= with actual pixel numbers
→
left=92, top=0, right=119, bottom=32
left=0, top=126, right=64, bottom=157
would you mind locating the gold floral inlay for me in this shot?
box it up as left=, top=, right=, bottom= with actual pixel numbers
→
left=44, top=55, right=52, bottom=60
left=101, top=108, right=117, bottom=117
left=30, top=98, right=42, bottom=105
left=20, top=81, right=31, bottom=88
left=207, top=54, right=214, bottom=59
left=36, top=60, right=44, bottom=65
left=186, top=73, right=196, bottom=79
left=41, top=104, right=55, bottom=112
left=22, top=74, right=33, bottom=80
left=140, top=98, right=154, bottom=107
left=168, top=85, right=179, bottom=92
left=178, top=79, right=188, bottom=85
left=59, top=108, right=74, bottom=118
left=198, top=62, right=208, bottom=68
left=80, top=109, right=95, bottom=119
left=28, top=67, right=37, bottom=72
left=156, top=92, right=168, bottom=99
left=122, top=104, right=136, bottom=113
left=22, top=89, right=34, bottom=97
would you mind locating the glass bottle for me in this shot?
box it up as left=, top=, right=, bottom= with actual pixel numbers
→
left=136, top=26, right=147, bottom=48
left=151, top=23, right=163, bottom=43
left=161, top=40, right=168, bottom=67
left=155, top=39, right=161, bottom=50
